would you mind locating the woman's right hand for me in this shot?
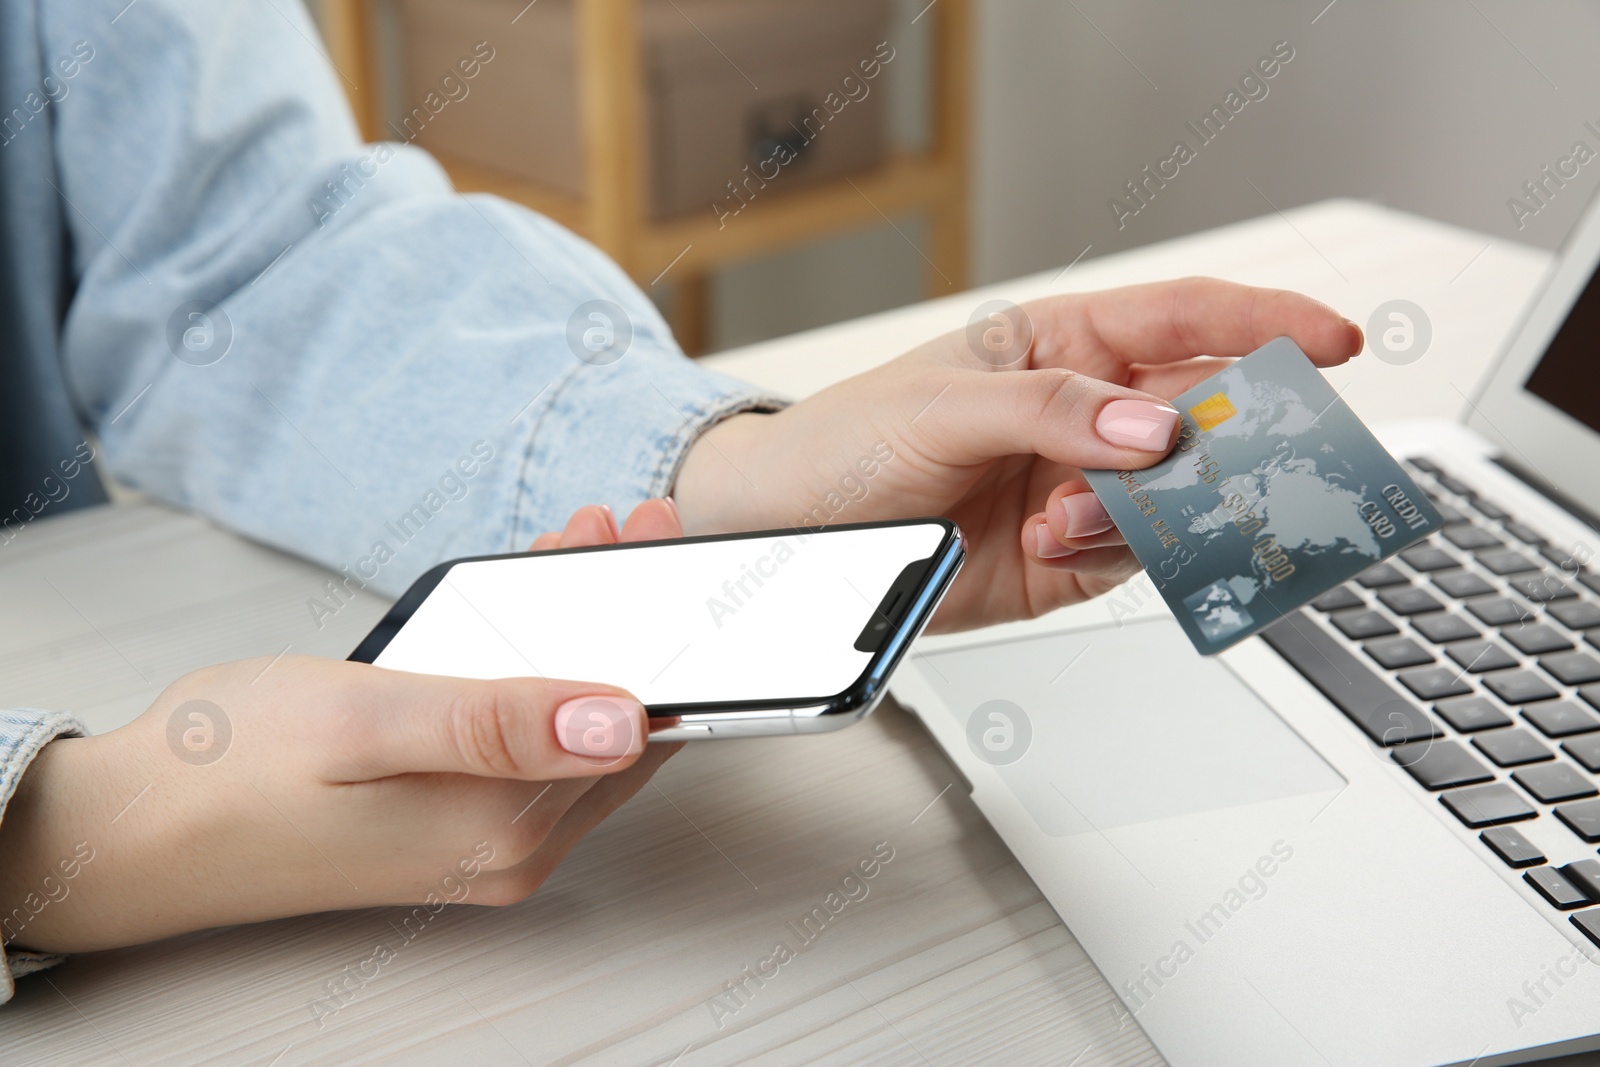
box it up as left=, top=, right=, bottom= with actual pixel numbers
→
left=672, top=278, right=1363, bottom=633
left=0, top=500, right=683, bottom=954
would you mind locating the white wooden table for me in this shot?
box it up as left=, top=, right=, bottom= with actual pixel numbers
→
left=2, top=200, right=1582, bottom=1067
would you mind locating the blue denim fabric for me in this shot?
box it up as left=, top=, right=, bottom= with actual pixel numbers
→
left=0, top=0, right=785, bottom=997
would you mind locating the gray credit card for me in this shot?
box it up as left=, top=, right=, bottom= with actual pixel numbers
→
left=1084, top=337, right=1441, bottom=654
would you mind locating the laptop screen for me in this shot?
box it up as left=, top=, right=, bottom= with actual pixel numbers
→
left=1523, top=261, right=1600, bottom=436
left=1466, top=188, right=1600, bottom=523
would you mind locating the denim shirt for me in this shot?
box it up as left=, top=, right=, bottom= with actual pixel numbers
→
left=0, top=0, right=783, bottom=997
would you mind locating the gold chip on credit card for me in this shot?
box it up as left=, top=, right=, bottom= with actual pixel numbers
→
left=1189, top=392, right=1237, bottom=431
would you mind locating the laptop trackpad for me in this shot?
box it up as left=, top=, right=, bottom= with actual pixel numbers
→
left=919, top=619, right=1345, bottom=836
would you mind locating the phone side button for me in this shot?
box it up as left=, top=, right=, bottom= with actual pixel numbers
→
left=648, top=722, right=714, bottom=741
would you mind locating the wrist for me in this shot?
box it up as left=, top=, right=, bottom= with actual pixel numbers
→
left=0, top=722, right=217, bottom=953
left=671, top=411, right=774, bottom=535
left=0, top=735, right=114, bottom=954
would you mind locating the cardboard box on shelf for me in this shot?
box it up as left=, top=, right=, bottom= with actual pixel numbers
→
left=394, top=0, right=893, bottom=221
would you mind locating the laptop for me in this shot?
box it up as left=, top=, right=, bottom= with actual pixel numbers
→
left=891, top=193, right=1600, bottom=1067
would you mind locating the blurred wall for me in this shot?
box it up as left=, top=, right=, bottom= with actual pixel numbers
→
left=970, top=0, right=1600, bottom=283
left=716, top=0, right=1600, bottom=349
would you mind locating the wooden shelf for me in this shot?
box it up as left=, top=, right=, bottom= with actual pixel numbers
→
left=439, top=151, right=957, bottom=281
left=635, top=153, right=957, bottom=278
left=318, top=0, right=969, bottom=352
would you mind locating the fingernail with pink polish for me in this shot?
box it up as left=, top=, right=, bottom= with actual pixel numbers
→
left=555, top=696, right=644, bottom=759
left=1060, top=493, right=1115, bottom=538
left=1343, top=318, right=1365, bottom=350
left=1034, top=522, right=1078, bottom=560
left=1096, top=399, right=1179, bottom=451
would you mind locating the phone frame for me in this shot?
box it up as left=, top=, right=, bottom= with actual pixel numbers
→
left=347, top=518, right=966, bottom=740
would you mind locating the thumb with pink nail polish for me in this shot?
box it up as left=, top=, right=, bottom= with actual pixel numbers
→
left=1095, top=398, right=1180, bottom=452
left=555, top=695, right=646, bottom=764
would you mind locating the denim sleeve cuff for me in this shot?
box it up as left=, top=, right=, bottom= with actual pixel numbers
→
left=507, top=349, right=789, bottom=547
left=1, top=710, right=86, bottom=1005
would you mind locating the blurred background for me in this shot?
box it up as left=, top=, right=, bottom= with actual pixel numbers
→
left=309, top=0, right=1600, bottom=354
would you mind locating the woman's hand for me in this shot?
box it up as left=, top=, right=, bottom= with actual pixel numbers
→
left=673, top=278, right=1363, bottom=632
left=0, top=500, right=684, bottom=954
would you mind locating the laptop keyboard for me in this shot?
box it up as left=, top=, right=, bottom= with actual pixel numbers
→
left=1261, top=457, right=1600, bottom=950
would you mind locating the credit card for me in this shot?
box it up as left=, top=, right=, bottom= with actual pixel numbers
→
left=1083, top=337, right=1441, bottom=654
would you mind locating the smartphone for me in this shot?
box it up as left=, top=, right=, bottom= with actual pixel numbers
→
left=348, top=518, right=964, bottom=739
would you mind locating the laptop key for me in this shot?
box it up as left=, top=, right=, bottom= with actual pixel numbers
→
left=1473, top=729, right=1553, bottom=767
left=1435, top=695, right=1512, bottom=732
left=1525, top=867, right=1591, bottom=910
left=1481, top=825, right=1545, bottom=868
left=1560, top=859, right=1600, bottom=903
left=1472, top=498, right=1512, bottom=522
left=1576, top=685, right=1600, bottom=713
left=1311, top=586, right=1364, bottom=612
left=1484, top=671, right=1559, bottom=705
left=1522, top=701, right=1600, bottom=738
left=1549, top=601, right=1600, bottom=630
left=1509, top=575, right=1578, bottom=602
left=1407, top=457, right=1442, bottom=476
left=1467, top=598, right=1535, bottom=627
left=1513, top=763, right=1599, bottom=803
left=1434, top=572, right=1497, bottom=599
left=1435, top=500, right=1471, bottom=526
left=1330, top=610, right=1399, bottom=640
left=1580, top=572, right=1600, bottom=596
left=1445, top=640, right=1519, bottom=674
left=1356, top=563, right=1409, bottom=589
left=1444, top=526, right=1502, bottom=551
left=1562, top=734, right=1600, bottom=773
left=1363, top=637, right=1434, bottom=670
left=1399, top=667, right=1474, bottom=701
left=1555, top=798, right=1600, bottom=842
left=1378, top=588, right=1445, bottom=616
left=1504, top=623, right=1575, bottom=654
left=1436, top=474, right=1476, bottom=497
left=1504, top=521, right=1548, bottom=545
left=1541, top=543, right=1590, bottom=572
left=1413, top=614, right=1481, bottom=644
left=1392, top=740, right=1493, bottom=789
left=1261, top=613, right=1440, bottom=745
left=1479, top=550, right=1542, bottom=576
left=1540, top=651, right=1600, bottom=686
left=1441, top=783, right=1536, bottom=827
left=1399, top=545, right=1459, bottom=573
left=1573, top=911, right=1600, bottom=949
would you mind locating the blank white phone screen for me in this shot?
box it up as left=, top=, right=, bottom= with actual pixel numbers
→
left=372, top=523, right=946, bottom=705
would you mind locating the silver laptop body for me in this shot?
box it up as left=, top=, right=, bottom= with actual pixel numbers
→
left=893, top=192, right=1600, bottom=1067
